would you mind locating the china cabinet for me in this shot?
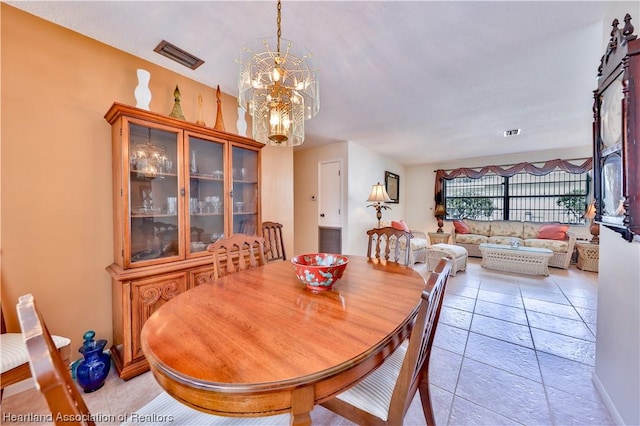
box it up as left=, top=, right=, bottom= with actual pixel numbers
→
left=592, top=14, right=639, bottom=241
left=105, top=103, right=262, bottom=379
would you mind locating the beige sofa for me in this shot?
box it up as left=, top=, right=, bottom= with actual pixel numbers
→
left=451, top=219, right=575, bottom=269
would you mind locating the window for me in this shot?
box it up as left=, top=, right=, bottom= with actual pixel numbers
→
left=443, top=170, right=590, bottom=224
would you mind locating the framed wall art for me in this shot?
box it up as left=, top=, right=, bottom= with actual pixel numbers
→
left=592, top=14, right=639, bottom=241
left=385, top=171, right=399, bottom=204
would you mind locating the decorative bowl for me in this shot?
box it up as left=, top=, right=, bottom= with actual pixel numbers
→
left=291, top=253, right=349, bottom=291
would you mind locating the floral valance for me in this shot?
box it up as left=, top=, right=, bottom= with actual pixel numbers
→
left=434, top=158, right=593, bottom=204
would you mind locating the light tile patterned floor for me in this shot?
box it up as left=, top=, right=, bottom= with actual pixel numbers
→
left=1, top=259, right=612, bottom=425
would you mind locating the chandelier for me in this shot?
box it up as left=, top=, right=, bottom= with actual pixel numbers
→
left=131, top=130, right=167, bottom=179
left=238, top=0, right=319, bottom=147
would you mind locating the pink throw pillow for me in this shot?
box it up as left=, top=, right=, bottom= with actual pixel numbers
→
left=537, top=224, right=569, bottom=240
left=391, top=220, right=410, bottom=232
left=453, top=220, right=470, bottom=234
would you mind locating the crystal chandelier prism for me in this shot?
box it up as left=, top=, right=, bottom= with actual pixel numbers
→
left=237, top=0, right=319, bottom=147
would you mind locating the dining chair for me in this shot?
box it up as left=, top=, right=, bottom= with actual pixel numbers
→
left=208, top=233, right=267, bottom=279
left=321, top=257, right=453, bottom=425
left=1, top=303, right=71, bottom=401
left=261, top=221, right=286, bottom=262
left=16, top=293, right=290, bottom=426
left=367, top=227, right=414, bottom=265
left=239, top=218, right=257, bottom=235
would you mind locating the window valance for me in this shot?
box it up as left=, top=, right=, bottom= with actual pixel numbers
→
left=434, top=158, right=592, bottom=203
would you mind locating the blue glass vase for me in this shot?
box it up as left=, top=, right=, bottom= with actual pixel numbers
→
left=76, top=330, right=111, bottom=393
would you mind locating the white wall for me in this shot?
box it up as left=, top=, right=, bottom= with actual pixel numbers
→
left=591, top=4, right=640, bottom=424
left=593, top=228, right=640, bottom=425
left=346, top=142, right=404, bottom=256
left=294, top=142, right=348, bottom=255
left=260, top=145, right=294, bottom=258
left=293, top=141, right=403, bottom=257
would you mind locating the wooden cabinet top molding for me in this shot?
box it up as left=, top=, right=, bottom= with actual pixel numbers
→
left=104, top=102, right=264, bottom=149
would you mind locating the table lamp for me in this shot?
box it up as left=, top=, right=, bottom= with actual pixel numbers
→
left=583, top=202, right=599, bottom=243
left=434, top=204, right=447, bottom=233
left=367, top=182, right=392, bottom=228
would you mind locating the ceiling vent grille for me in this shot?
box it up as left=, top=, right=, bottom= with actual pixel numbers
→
left=154, top=40, right=204, bottom=70
left=503, top=129, right=521, bottom=137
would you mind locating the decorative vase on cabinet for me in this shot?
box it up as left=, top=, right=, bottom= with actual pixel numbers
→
left=104, top=102, right=263, bottom=379
left=134, top=69, right=152, bottom=111
left=76, top=330, right=111, bottom=393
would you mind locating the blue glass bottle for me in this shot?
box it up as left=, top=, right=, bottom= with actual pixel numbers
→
left=76, top=330, right=111, bottom=393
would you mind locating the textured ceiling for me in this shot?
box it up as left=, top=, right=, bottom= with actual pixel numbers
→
left=9, top=1, right=639, bottom=164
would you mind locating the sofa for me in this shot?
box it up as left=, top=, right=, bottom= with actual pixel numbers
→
left=451, top=219, right=576, bottom=269
left=379, top=220, right=428, bottom=266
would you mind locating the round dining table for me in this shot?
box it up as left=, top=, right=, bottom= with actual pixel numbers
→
left=141, top=255, right=426, bottom=425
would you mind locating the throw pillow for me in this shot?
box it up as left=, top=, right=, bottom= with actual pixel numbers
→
left=391, top=220, right=410, bottom=232
left=537, top=224, right=569, bottom=240
left=453, top=220, right=470, bottom=234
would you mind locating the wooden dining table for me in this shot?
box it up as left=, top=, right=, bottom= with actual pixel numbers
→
left=140, top=255, right=426, bottom=425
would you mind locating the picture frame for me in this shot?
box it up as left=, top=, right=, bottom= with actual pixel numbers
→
left=385, top=171, right=399, bottom=204
left=592, top=17, right=639, bottom=241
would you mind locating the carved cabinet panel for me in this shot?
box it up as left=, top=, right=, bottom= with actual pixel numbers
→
left=189, top=266, right=216, bottom=288
left=131, top=273, right=187, bottom=360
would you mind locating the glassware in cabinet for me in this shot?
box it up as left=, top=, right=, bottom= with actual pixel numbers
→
left=232, top=145, right=259, bottom=235
left=187, top=135, right=226, bottom=254
left=128, top=123, right=180, bottom=264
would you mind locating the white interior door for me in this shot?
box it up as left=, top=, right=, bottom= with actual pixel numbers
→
left=319, top=160, right=342, bottom=227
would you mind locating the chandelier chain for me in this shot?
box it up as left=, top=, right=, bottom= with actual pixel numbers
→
left=276, top=0, right=282, bottom=54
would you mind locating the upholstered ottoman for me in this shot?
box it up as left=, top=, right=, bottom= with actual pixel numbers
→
left=427, top=243, right=468, bottom=276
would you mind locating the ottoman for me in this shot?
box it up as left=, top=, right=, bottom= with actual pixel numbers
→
left=427, top=243, right=468, bottom=276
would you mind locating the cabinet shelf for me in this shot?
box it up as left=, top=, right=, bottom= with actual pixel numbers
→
left=190, top=175, right=224, bottom=181
left=130, top=171, right=178, bottom=179
left=131, top=213, right=177, bottom=218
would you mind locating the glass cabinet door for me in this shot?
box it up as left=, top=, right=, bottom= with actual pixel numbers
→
left=232, top=145, right=259, bottom=235
left=128, top=123, right=180, bottom=265
left=187, top=134, right=226, bottom=255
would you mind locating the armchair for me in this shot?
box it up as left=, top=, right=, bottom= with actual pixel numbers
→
left=379, top=220, right=428, bottom=266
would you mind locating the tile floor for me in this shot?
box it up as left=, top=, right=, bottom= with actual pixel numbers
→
left=1, top=258, right=612, bottom=425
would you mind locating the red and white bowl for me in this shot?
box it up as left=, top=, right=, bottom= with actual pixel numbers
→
left=291, top=253, right=349, bottom=291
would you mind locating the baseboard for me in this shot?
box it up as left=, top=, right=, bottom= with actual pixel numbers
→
left=592, top=371, right=625, bottom=425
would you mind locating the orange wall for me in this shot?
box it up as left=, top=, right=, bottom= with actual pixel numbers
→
left=0, top=5, right=293, bottom=357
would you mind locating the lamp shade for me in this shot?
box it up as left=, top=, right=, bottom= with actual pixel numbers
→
left=367, top=182, right=392, bottom=203
left=583, top=203, right=596, bottom=219
left=434, top=204, right=447, bottom=217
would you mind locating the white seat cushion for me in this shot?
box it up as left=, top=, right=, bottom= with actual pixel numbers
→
left=335, top=341, right=408, bottom=421
left=123, top=391, right=290, bottom=425
left=1, top=333, right=71, bottom=373
left=428, top=243, right=467, bottom=259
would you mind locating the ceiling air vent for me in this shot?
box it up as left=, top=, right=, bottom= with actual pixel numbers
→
left=503, top=129, right=521, bottom=137
left=154, top=40, right=204, bottom=70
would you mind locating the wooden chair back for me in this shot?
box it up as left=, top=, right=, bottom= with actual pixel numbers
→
left=239, top=219, right=257, bottom=235
left=261, top=221, right=286, bottom=262
left=16, top=294, right=95, bottom=426
left=320, top=257, right=452, bottom=425
left=208, top=234, right=267, bottom=279
left=388, top=257, right=451, bottom=424
left=366, top=227, right=414, bottom=265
